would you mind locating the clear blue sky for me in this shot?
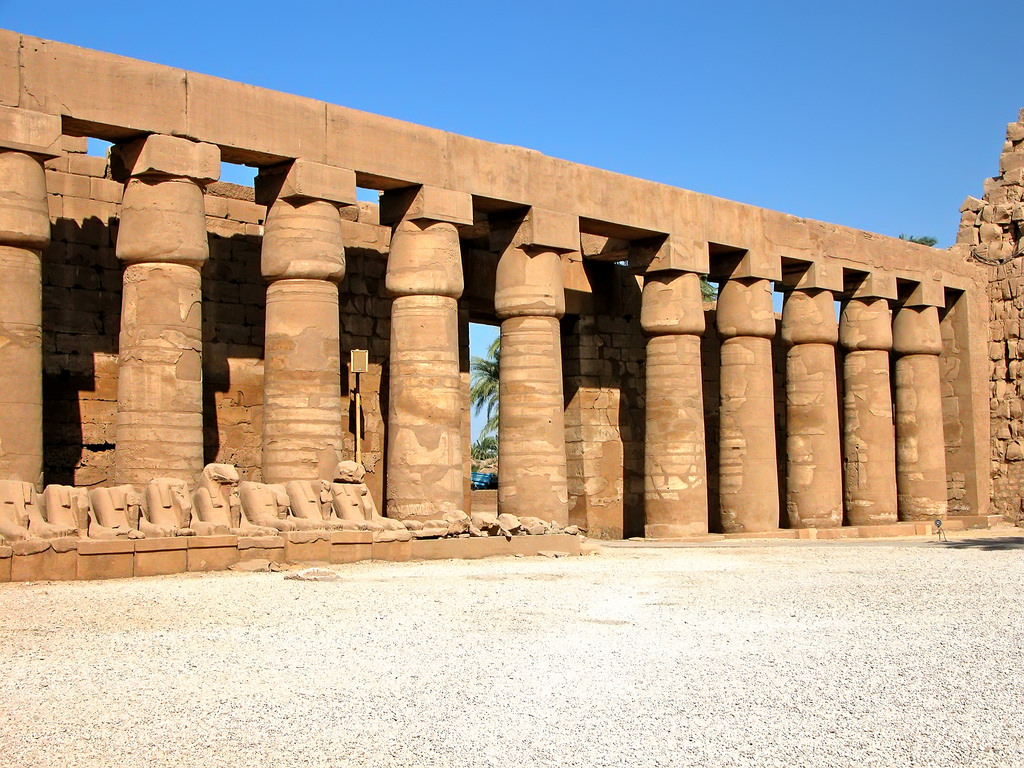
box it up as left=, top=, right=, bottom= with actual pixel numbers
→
left=3, top=0, right=1016, bottom=437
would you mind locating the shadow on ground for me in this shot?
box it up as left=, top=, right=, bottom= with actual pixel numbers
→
left=941, top=536, right=1024, bottom=551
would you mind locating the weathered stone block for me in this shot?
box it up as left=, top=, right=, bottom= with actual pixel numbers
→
left=134, top=537, right=187, bottom=577
left=186, top=534, right=239, bottom=572
left=255, top=159, right=356, bottom=207
left=77, top=539, right=134, bottom=580
left=283, top=531, right=331, bottom=563
left=111, top=134, right=219, bottom=183
left=0, top=105, right=61, bottom=155
left=379, top=185, right=473, bottom=226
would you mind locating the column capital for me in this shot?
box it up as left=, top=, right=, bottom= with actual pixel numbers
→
left=893, top=304, right=942, bottom=355
left=715, top=277, right=775, bottom=339
left=261, top=197, right=345, bottom=283
left=640, top=271, right=705, bottom=336
left=380, top=185, right=473, bottom=227
left=255, top=159, right=356, bottom=207
left=0, top=106, right=61, bottom=159
left=111, top=134, right=219, bottom=184
left=839, top=297, right=893, bottom=351
left=781, top=288, right=838, bottom=346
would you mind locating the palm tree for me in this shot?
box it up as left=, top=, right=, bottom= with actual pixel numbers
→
left=899, top=234, right=939, bottom=247
left=470, top=434, right=497, bottom=462
left=470, top=336, right=500, bottom=439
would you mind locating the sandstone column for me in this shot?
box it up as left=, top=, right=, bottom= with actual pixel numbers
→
left=641, top=271, right=707, bottom=537
left=493, top=209, right=578, bottom=525
left=893, top=300, right=948, bottom=520
left=839, top=287, right=898, bottom=525
left=0, top=108, right=61, bottom=487
left=781, top=288, right=843, bottom=528
left=716, top=277, right=779, bottom=532
left=381, top=186, right=473, bottom=522
left=112, top=135, right=219, bottom=485
left=255, top=161, right=355, bottom=484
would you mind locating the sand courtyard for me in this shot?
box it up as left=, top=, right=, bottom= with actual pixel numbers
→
left=1, top=535, right=1021, bottom=768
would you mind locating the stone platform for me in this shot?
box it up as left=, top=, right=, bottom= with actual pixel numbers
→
left=0, top=532, right=583, bottom=583
left=638, top=515, right=1007, bottom=543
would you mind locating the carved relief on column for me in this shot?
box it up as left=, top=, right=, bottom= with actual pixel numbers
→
left=0, top=107, right=61, bottom=487
left=641, top=271, right=707, bottom=537
left=493, top=208, right=578, bottom=525
left=893, top=296, right=948, bottom=520
left=839, top=281, right=898, bottom=525
left=112, top=134, right=220, bottom=485
left=256, top=160, right=355, bottom=485
left=781, top=287, right=843, bottom=528
left=716, top=276, right=779, bottom=532
left=381, top=186, right=472, bottom=522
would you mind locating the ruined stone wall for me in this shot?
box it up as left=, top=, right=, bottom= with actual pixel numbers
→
left=954, top=109, right=1024, bottom=522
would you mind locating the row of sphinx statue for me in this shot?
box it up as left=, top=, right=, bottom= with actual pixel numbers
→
left=0, top=460, right=479, bottom=544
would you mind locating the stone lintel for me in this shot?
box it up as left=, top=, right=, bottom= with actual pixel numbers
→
left=254, top=159, right=356, bottom=207
left=0, top=105, right=61, bottom=158
left=642, top=234, right=709, bottom=275
left=848, top=270, right=898, bottom=300
left=900, top=278, right=946, bottom=308
left=782, top=259, right=844, bottom=292
left=379, top=185, right=474, bottom=226
left=111, top=133, right=220, bottom=184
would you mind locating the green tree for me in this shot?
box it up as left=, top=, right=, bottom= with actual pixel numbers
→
left=470, top=434, right=497, bottom=462
left=470, top=336, right=500, bottom=439
left=700, top=275, right=717, bottom=301
left=898, top=234, right=939, bottom=247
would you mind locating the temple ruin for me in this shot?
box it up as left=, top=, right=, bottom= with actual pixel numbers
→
left=0, top=30, right=1015, bottom=580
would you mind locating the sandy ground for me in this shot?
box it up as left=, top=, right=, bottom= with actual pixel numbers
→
left=1, top=533, right=1022, bottom=768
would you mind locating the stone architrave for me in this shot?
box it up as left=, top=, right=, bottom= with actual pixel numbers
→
left=716, top=278, right=779, bottom=532
left=893, top=304, right=948, bottom=520
left=383, top=187, right=470, bottom=522
left=839, top=297, right=898, bottom=525
left=256, top=160, right=353, bottom=485
left=112, top=134, right=219, bottom=485
left=494, top=209, right=576, bottom=526
left=781, top=289, right=843, bottom=528
left=641, top=271, right=707, bottom=537
left=0, top=108, right=60, bottom=488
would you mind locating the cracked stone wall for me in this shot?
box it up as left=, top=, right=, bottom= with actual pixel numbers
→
left=953, top=108, right=1024, bottom=521
left=39, top=137, right=391, bottom=509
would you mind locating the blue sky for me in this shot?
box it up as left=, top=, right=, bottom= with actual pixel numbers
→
left=3, top=0, right=1015, bottom=438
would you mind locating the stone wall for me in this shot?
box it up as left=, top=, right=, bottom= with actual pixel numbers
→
left=954, top=108, right=1024, bottom=522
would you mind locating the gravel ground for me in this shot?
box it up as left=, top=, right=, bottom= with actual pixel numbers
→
left=1, top=535, right=1022, bottom=768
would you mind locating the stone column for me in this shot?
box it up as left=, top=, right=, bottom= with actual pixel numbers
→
left=839, top=292, right=898, bottom=525
left=716, top=277, right=779, bottom=532
left=493, top=209, right=578, bottom=525
left=893, top=301, right=948, bottom=520
left=112, top=135, right=219, bottom=485
left=255, top=160, right=355, bottom=485
left=641, top=271, right=707, bottom=537
left=781, top=288, right=843, bottom=528
left=381, top=186, right=473, bottom=522
left=0, top=108, right=61, bottom=487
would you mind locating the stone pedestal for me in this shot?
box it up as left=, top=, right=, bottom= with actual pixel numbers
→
left=716, top=278, right=778, bottom=533
left=259, top=196, right=346, bottom=484
left=641, top=272, right=707, bottom=537
left=0, top=150, right=50, bottom=487
left=113, top=135, right=219, bottom=485
left=781, top=289, right=842, bottom=528
left=386, top=219, right=464, bottom=521
left=839, top=297, right=898, bottom=525
left=496, top=246, right=569, bottom=525
left=893, top=304, right=947, bottom=520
